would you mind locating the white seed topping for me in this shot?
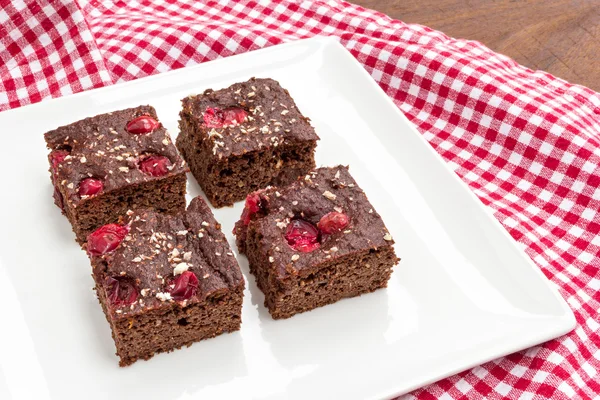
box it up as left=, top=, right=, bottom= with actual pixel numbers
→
left=173, top=262, right=190, bottom=275
left=80, top=156, right=87, bottom=163
left=202, top=221, right=210, bottom=227
left=183, top=252, right=192, bottom=261
left=140, top=288, right=150, bottom=297
left=156, top=292, right=172, bottom=302
left=119, top=167, right=129, bottom=172
left=323, top=191, right=337, bottom=200
left=291, top=254, right=300, bottom=261
left=383, top=233, right=393, bottom=241
left=269, top=256, right=275, bottom=263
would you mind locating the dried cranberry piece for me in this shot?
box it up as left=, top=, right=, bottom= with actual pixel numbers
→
left=106, top=277, right=138, bottom=307
left=168, top=271, right=199, bottom=301
left=79, top=178, right=104, bottom=197
left=126, top=115, right=160, bottom=134
left=285, top=219, right=320, bottom=252
left=317, top=212, right=350, bottom=234
left=138, top=155, right=171, bottom=177
left=50, top=149, right=69, bottom=169
left=87, top=224, right=129, bottom=256
left=240, top=192, right=264, bottom=225
left=203, top=107, right=247, bottom=128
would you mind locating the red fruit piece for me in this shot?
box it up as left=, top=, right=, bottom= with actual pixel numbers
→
left=50, top=149, right=69, bottom=173
left=203, top=107, right=247, bottom=128
left=168, top=271, right=199, bottom=301
left=106, top=277, right=138, bottom=307
left=318, top=212, right=349, bottom=234
left=285, top=219, right=320, bottom=252
left=241, top=192, right=263, bottom=225
left=126, top=115, right=160, bottom=134
left=138, top=155, right=171, bottom=177
left=79, top=178, right=104, bottom=197
left=87, top=223, right=129, bottom=256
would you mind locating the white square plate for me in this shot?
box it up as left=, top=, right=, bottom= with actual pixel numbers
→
left=0, top=37, right=574, bottom=400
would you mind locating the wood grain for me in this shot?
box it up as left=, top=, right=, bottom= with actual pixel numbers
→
left=353, top=0, right=600, bottom=92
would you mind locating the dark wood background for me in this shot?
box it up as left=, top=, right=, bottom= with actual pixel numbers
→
left=353, top=0, right=600, bottom=92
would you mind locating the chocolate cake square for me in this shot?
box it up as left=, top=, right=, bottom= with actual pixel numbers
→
left=233, top=166, right=399, bottom=319
left=86, top=197, right=244, bottom=366
left=44, top=105, right=188, bottom=243
left=177, top=77, right=319, bottom=207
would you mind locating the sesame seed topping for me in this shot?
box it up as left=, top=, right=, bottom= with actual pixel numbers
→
left=173, top=262, right=190, bottom=275
left=156, top=292, right=172, bottom=302
left=334, top=206, right=343, bottom=213
left=119, top=167, right=129, bottom=172
left=80, top=157, right=87, bottom=163
left=323, top=191, right=336, bottom=200
left=201, top=221, right=210, bottom=227
left=281, top=109, right=289, bottom=115
left=292, top=201, right=298, bottom=205
left=383, top=233, right=393, bottom=241
left=140, top=288, right=150, bottom=297
left=269, top=256, right=275, bottom=263
left=291, top=254, right=300, bottom=261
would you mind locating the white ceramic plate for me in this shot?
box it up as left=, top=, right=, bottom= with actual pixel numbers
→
left=0, top=37, right=574, bottom=400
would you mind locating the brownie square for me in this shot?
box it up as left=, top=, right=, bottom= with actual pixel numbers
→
left=86, top=197, right=244, bottom=366
left=177, top=77, right=319, bottom=207
left=44, top=105, right=188, bottom=243
left=234, top=166, right=399, bottom=319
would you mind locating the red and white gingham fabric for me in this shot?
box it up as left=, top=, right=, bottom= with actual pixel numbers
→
left=2, top=0, right=600, bottom=398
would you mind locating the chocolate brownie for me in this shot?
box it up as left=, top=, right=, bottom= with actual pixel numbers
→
left=177, top=77, right=319, bottom=207
left=86, top=197, right=244, bottom=366
left=45, top=105, right=188, bottom=243
left=233, top=166, right=399, bottom=319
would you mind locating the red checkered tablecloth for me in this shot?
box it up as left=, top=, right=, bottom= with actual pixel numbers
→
left=2, top=1, right=599, bottom=398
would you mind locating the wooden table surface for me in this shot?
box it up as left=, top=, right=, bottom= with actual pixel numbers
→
left=353, top=0, right=600, bottom=92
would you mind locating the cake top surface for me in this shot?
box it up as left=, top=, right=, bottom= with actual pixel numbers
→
left=237, top=166, right=395, bottom=279
left=44, top=105, right=187, bottom=207
left=180, top=77, right=319, bottom=159
left=88, top=197, right=244, bottom=319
